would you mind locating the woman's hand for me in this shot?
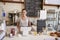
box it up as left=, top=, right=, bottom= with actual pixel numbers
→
left=17, top=22, right=20, bottom=33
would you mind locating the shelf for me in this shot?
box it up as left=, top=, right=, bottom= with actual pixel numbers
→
left=0, top=1, right=24, bottom=4
left=58, top=18, right=60, bottom=20
left=43, top=0, right=60, bottom=6
left=43, top=1, right=60, bottom=6
left=44, top=4, right=60, bottom=6
left=47, top=18, right=56, bottom=21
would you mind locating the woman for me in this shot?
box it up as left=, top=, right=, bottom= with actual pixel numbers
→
left=17, top=9, right=31, bottom=33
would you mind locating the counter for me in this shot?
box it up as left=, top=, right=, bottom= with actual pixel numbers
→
left=4, top=35, right=56, bottom=40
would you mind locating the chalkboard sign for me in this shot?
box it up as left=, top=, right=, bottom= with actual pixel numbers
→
left=37, top=20, right=46, bottom=33
left=25, top=0, right=43, bottom=17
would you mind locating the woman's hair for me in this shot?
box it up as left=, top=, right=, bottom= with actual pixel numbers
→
left=22, top=9, right=26, bottom=12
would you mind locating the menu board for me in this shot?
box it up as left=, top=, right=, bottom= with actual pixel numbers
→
left=45, top=0, right=60, bottom=5
left=25, top=0, right=43, bottom=17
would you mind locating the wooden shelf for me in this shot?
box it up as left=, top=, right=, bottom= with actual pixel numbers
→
left=44, top=4, right=60, bottom=6
left=47, top=18, right=56, bottom=21
left=43, top=2, right=60, bottom=6
left=0, top=1, right=24, bottom=4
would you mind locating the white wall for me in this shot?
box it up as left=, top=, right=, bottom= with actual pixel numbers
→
left=0, top=2, right=59, bottom=17
left=0, top=2, right=24, bottom=17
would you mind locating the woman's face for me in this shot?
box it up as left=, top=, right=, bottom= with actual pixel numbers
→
left=22, top=10, right=27, bottom=16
